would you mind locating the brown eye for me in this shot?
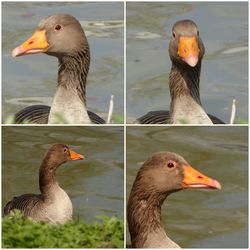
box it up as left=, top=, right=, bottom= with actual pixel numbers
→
left=64, top=148, right=67, bottom=153
left=55, top=24, right=62, bottom=31
left=197, top=30, right=199, bottom=36
left=172, top=32, right=176, bottom=38
left=167, top=162, right=175, bottom=168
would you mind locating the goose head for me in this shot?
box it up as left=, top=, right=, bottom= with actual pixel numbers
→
left=12, top=14, right=89, bottom=59
left=134, top=151, right=221, bottom=197
left=169, top=20, right=205, bottom=68
left=43, top=144, right=84, bottom=170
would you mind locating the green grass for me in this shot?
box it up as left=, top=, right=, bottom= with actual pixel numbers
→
left=113, top=114, right=124, bottom=124
left=235, top=118, right=248, bottom=124
left=2, top=211, right=124, bottom=248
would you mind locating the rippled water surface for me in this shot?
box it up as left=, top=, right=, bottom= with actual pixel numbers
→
left=3, top=126, right=124, bottom=222
left=2, top=2, right=124, bottom=122
left=126, top=126, right=248, bottom=247
left=127, top=2, right=248, bottom=123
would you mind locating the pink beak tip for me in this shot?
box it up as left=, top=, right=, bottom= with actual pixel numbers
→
left=12, top=47, right=20, bottom=58
left=184, top=55, right=198, bottom=67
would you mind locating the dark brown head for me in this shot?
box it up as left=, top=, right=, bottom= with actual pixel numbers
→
left=42, top=144, right=84, bottom=171
left=39, top=144, right=84, bottom=193
left=132, top=151, right=221, bottom=197
left=12, top=14, right=89, bottom=58
left=169, top=20, right=205, bottom=68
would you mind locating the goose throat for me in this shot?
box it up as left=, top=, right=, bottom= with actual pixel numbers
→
left=169, top=62, right=212, bottom=124
left=48, top=49, right=91, bottom=124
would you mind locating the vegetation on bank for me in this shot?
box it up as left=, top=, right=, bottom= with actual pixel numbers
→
left=2, top=211, right=124, bottom=248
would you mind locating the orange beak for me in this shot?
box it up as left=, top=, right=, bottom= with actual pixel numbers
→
left=12, top=29, right=49, bottom=58
left=68, top=149, right=85, bottom=161
left=177, top=36, right=200, bottom=67
left=182, top=165, right=221, bottom=190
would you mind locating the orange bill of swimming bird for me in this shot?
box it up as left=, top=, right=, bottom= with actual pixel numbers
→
left=12, top=29, right=49, bottom=57
left=178, top=36, right=200, bottom=67
left=182, top=165, right=221, bottom=189
left=68, top=149, right=85, bottom=161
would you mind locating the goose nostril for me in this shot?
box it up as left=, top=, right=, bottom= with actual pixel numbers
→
left=197, top=175, right=203, bottom=179
left=28, top=41, right=34, bottom=45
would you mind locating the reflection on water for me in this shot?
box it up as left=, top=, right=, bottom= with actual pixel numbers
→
left=83, top=20, right=124, bottom=38
left=127, top=2, right=248, bottom=123
left=2, top=2, right=124, bottom=122
left=3, top=126, right=124, bottom=222
left=126, top=126, right=248, bottom=248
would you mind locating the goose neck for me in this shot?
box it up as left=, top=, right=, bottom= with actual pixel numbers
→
left=39, top=159, right=60, bottom=197
left=58, top=48, right=90, bottom=104
left=169, top=62, right=212, bottom=124
left=169, top=62, right=201, bottom=104
left=48, top=47, right=91, bottom=124
left=128, top=189, right=167, bottom=247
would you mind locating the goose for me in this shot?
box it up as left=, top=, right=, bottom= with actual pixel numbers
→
left=4, top=144, right=84, bottom=224
left=136, top=20, right=224, bottom=124
left=12, top=13, right=105, bottom=124
left=127, top=151, right=221, bottom=248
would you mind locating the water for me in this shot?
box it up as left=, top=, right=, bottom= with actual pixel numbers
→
left=2, top=126, right=124, bottom=222
left=126, top=126, right=248, bottom=248
left=127, top=2, right=248, bottom=123
left=2, top=2, right=124, bottom=122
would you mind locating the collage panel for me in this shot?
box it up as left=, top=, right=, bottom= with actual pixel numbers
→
left=2, top=2, right=124, bottom=125
left=126, top=126, right=248, bottom=248
left=2, top=126, right=124, bottom=248
left=1, top=1, right=249, bottom=249
left=126, top=2, right=248, bottom=124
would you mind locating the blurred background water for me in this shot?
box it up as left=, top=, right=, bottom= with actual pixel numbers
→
left=126, top=126, right=248, bottom=247
left=2, top=2, right=124, bottom=122
left=127, top=2, right=248, bottom=124
left=3, top=126, right=124, bottom=222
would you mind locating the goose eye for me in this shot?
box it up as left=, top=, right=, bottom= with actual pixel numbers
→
left=63, top=148, right=68, bottom=153
left=167, top=161, right=176, bottom=168
left=172, top=32, right=176, bottom=38
left=197, top=30, right=199, bottom=36
left=54, top=24, right=62, bottom=31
